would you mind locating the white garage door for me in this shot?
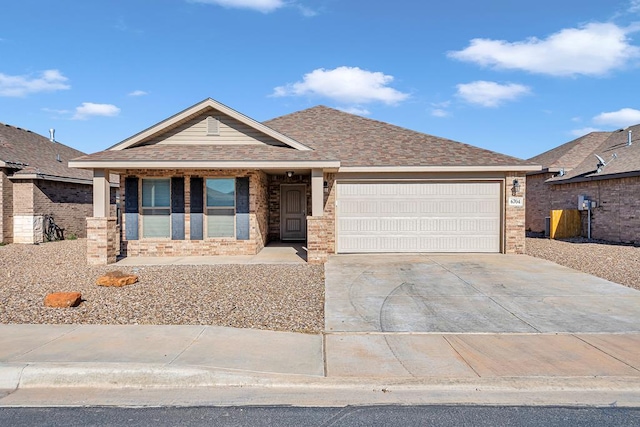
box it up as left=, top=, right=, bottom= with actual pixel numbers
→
left=336, top=182, right=501, bottom=253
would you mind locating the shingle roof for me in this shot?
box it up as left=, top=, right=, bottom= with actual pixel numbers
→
left=528, top=131, right=612, bottom=171
left=73, top=104, right=538, bottom=170
left=265, top=106, right=535, bottom=167
left=0, top=123, right=92, bottom=181
left=547, top=125, right=640, bottom=183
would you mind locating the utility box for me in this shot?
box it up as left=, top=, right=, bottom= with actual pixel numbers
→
left=578, top=195, right=588, bottom=211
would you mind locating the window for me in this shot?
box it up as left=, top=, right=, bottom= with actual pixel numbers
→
left=206, top=178, right=235, bottom=237
left=142, top=179, right=170, bottom=238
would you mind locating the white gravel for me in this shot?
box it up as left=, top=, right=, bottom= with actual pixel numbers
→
left=0, top=239, right=324, bottom=333
left=526, top=237, right=640, bottom=291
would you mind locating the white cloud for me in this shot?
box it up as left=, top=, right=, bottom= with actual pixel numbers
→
left=128, top=90, right=148, bottom=96
left=592, top=108, right=640, bottom=127
left=273, top=66, right=409, bottom=105
left=73, top=103, right=121, bottom=120
left=188, top=0, right=285, bottom=13
left=431, top=109, right=449, bottom=118
left=571, top=127, right=603, bottom=136
left=629, top=0, right=640, bottom=13
left=0, top=69, right=70, bottom=97
left=455, top=81, right=531, bottom=107
left=337, top=106, right=371, bottom=116
left=448, top=22, right=640, bottom=76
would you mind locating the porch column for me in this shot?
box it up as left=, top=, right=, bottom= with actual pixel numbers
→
left=87, top=169, right=116, bottom=265
left=308, top=168, right=328, bottom=264
left=311, top=168, right=324, bottom=217
left=93, top=169, right=110, bottom=217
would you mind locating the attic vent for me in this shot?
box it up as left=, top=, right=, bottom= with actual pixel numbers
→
left=206, top=116, right=219, bottom=136
left=56, top=154, right=62, bottom=162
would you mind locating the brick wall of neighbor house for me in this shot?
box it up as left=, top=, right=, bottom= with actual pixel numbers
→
left=120, top=169, right=268, bottom=257
left=505, top=173, right=526, bottom=254
left=525, top=172, right=555, bottom=233
left=33, top=180, right=93, bottom=239
left=267, top=173, right=312, bottom=241
left=11, top=180, right=41, bottom=243
left=549, top=176, right=640, bottom=244
left=0, top=169, right=14, bottom=244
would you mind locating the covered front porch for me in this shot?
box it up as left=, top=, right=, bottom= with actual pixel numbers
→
left=114, top=241, right=307, bottom=265
left=85, top=167, right=336, bottom=265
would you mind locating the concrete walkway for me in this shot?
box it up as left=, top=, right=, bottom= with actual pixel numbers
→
left=2, top=254, right=640, bottom=407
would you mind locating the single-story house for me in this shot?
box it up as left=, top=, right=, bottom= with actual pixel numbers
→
left=526, top=125, right=640, bottom=243
left=70, top=98, right=539, bottom=265
left=0, top=123, right=98, bottom=244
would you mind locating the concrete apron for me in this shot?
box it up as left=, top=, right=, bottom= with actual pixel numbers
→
left=324, top=253, right=640, bottom=382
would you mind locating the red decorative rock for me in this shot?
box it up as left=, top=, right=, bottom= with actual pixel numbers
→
left=96, top=271, right=139, bottom=287
left=44, top=292, right=82, bottom=308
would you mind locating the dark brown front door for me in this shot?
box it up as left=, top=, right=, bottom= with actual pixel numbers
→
left=281, top=184, right=307, bottom=241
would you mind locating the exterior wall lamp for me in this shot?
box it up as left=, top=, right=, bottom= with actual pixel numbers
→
left=286, top=171, right=294, bottom=178
left=511, top=179, right=521, bottom=196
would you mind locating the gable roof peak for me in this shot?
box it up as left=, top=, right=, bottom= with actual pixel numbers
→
left=110, top=97, right=312, bottom=152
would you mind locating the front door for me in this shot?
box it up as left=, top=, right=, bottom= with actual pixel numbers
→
left=281, top=184, right=307, bottom=241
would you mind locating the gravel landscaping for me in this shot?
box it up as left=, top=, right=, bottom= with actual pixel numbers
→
left=0, top=239, right=324, bottom=333
left=2, top=237, right=638, bottom=332
left=526, top=237, right=640, bottom=291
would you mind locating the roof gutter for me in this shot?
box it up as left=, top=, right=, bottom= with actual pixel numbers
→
left=8, top=173, right=95, bottom=186
left=548, top=170, right=640, bottom=185
left=339, top=165, right=542, bottom=173
left=69, top=160, right=341, bottom=171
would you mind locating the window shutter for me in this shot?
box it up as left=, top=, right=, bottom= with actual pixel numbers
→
left=190, top=177, right=203, bottom=240
left=124, top=177, right=139, bottom=240
left=236, top=177, right=249, bottom=240
left=171, top=177, right=185, bottom=240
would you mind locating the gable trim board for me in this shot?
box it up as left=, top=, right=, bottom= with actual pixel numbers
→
left=335, top=180, right=502, bottom=253
left=110, top=98, right=312, bottom=152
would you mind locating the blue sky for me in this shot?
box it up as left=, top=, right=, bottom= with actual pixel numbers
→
left=1, top=0, right=640, bottom=159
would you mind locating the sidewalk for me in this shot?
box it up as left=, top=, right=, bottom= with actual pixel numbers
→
left=1, top=324, right=640, bottom=407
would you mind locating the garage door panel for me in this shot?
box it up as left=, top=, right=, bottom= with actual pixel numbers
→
left=337, top=182, right=501, bottom=253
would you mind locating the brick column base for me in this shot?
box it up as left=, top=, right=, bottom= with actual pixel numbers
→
left=307, top=216, right=329, bottom=264
left=87, top=217, right=118, bottom=265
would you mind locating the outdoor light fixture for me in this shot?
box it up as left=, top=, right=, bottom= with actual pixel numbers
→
left=286, top=171, right=294, bottom=178
left=511, top=179, right=521, bottom=196
left=324, top=180, right=329, bottom=193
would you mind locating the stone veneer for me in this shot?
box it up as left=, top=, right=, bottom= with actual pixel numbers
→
left=119, top=169, right=269, bottom=258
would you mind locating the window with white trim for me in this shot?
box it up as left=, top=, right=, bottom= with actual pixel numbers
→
left=206, top=178, right=235, bottom=237
left=142, top=178, right=170, bottom=238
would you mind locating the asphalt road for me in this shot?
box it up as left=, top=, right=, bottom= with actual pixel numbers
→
left=1, top=406, right=639, bottom=426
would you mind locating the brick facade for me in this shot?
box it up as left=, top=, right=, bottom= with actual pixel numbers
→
left=119, top=169, right=269, bottom=258
left=505, top=174, right=527, bottom=254
left=548, top=176, right=640, bottom=244
left=525, top=172, right=555, bottom=233
left=0, top=169, right=13, bottom=244
left=87, top=217, right=118, bottom=265
left=7, top=178, right=93, bottom=243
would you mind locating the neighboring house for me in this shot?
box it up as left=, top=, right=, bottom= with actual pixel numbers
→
left=70, top=98, right=539, bottom=265
left=0, top=123, right=95, bottom=244
left=527, top=125, right=640, bottom=244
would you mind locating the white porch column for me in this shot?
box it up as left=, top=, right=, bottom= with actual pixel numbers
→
left=93, top=169, right=110, bottom=218
left=311, top=168, right=324, bottom=217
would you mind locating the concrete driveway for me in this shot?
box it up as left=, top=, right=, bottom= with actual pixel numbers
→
left=325, top=254, right=640, bottom=334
